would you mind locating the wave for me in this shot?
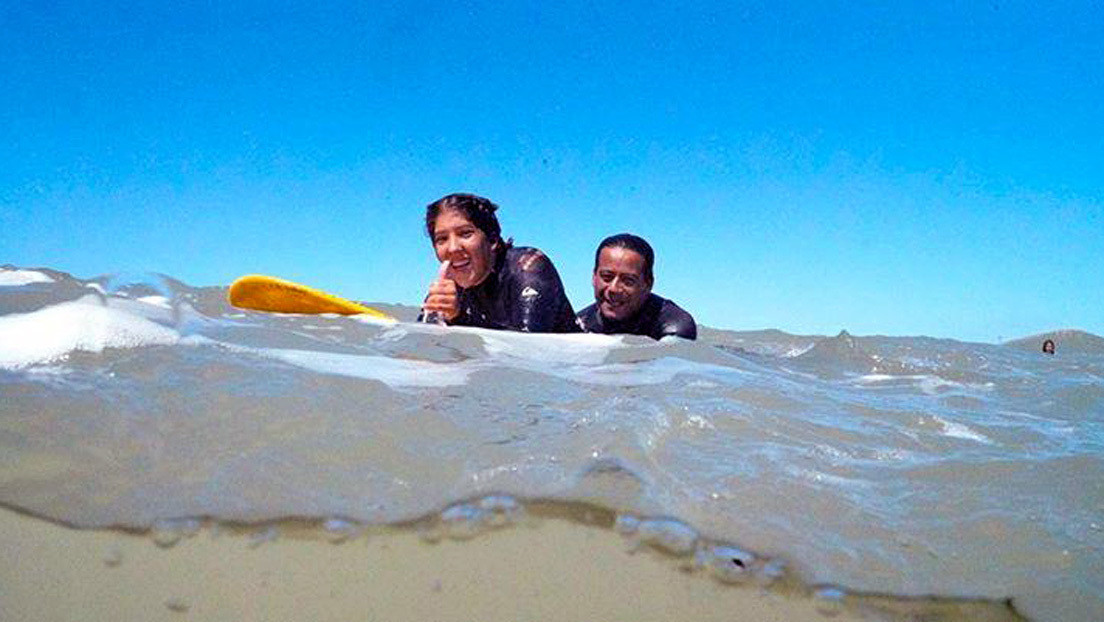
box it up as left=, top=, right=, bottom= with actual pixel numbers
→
left=2, top=266, right=1102, bottom=621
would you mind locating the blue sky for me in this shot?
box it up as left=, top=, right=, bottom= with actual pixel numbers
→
left=2, top=1, right=1101, bottom=342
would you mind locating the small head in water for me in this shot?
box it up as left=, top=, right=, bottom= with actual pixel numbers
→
left=426, top=193, right=504, bottom=288
left=1042, top=339, right=1056, bottom=355
left=592, top=233, right=654, bottom=321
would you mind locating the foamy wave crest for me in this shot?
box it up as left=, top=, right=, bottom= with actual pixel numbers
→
left=0, top=268, right=56, bottom=287
left=0, top=297, right=181, bottom=369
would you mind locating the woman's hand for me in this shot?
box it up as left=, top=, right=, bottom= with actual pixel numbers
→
left=422, top=261, right=458, bottom=322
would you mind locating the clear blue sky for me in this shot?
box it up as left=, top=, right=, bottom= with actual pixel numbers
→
left=2, top=1, right=1101, bottom=342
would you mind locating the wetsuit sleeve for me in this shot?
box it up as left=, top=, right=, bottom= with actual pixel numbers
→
left=576, top=304, right=602, bottom=333
left=506, top=249, right=578, bottom=333
left=657, top=301, right=697, bottom=340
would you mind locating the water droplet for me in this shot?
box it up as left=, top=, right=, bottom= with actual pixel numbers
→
left=814, top=587, right=846, bottom=617
left=103, top=546, right=123, bottom=567
left=165, top=597, right=190, bottom=613
left=322, top=518, right=362, bottom=543
left=477, top=495, right=522, bottom=527
left=613, top=514, right=640, bottom=536
left=440, top=503, right=486, bottom=540
left=756, top=558, right=786, bottom=586
left=636, top=518, right=698, bottom=555
left=249, top=525, right=279, bottom=548
left=696, top=545, right=756, bottom=583
left=151, top=518, right=201, bottom=548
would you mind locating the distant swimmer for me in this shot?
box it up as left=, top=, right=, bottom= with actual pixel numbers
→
left=419, top=193, right=579, bottom=333
left=1042, top=339, right=1056, bottom=355
left=577, top=233, right=697, bottom=340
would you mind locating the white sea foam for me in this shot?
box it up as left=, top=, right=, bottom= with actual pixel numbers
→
left=0, top=300, right=180, bottom=369
left=856, top=374, right=898, bottom=383
left=552, top=357, right=741, bottom=386
left=782, top=343, right=815, bottom=358
left=350, top=314, right=399, bottom=326
left=136, top=295, right=172, bottom=309
left=932, top=416, right=991, bottom=444
left=0, top=269, right=54, bottom=286
left=476, top=329, right=619, bottom=365
left=856, top=374, right=995, bottom=396
left=257, top=348, right=474, bottom=387
left=377, top=321, right=622, bottom=364
left=918, top=376, right=995, bottom=395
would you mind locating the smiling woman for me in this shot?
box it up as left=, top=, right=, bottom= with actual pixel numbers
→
left=419, top=193, right=580, bottom=333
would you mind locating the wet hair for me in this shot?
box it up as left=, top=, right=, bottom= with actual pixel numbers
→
left=594, top=233, right=654, bottom=284
left=1042, top=339, right=1055, bottom=354
left=425, top=193, right=504, bottom=248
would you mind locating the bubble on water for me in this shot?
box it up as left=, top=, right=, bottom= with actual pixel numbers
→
left=635, top=518, right=698, bottom=556
left=165, top=597, right=190, bottom=613
left=755, top=558, right=786, bottom=586
left=151, top=518, right=202, bottom=548
left=613, top=514, right=640, bottom=536
left=322, top=517, right=363, bottom=543
left=696, top=544, right=757, bottom=583
left=477, top=495, right=523, bottom=527
left=432, top=496, right=525, bottom=540
left=103, top=545, right=123, bottom=567
left=418, top=522, right=443, bottom=543
left=151, top=527, right=181, bottom=548
left=249, top=525, right=279, bottom=548
left=813, top=586, right=846, bottom=617
left=440, top=503, right=487, bottom=540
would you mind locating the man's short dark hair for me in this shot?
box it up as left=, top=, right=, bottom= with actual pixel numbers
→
left=594, top=233, right=654, bottom=284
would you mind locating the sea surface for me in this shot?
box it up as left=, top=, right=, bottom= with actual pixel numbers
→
left=1, top=266, right=1102, bottom=621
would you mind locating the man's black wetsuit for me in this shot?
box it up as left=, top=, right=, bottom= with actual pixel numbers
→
left=420, top=246, right=580, bottom=333
left=577, top=294, right=697, bottom=340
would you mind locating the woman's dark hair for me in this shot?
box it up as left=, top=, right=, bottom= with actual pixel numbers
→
left=594, top=233, right=654, bottom=284
left=425, top=193, right=504, bottom=248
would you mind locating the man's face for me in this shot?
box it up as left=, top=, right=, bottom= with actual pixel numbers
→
left=592, top=246, right=651, bottom=321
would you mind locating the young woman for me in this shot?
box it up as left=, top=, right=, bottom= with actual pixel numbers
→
left=420, top=193, right=580, bottom=333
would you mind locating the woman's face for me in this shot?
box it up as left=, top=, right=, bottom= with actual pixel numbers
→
left=432, top=208, right=495, bottom=288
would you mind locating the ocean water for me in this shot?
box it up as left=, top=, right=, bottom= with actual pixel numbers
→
left=1, top=266, right=1101, bottom=621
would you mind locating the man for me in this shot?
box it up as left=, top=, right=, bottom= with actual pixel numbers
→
left=577, top=233, right=697, bottom=340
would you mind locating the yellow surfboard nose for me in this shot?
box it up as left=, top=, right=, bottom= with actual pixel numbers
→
left=228, top=275, right=395, bottom=319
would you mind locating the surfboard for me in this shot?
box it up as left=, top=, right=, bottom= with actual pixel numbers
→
left=228, top=275, right=395, bottom=319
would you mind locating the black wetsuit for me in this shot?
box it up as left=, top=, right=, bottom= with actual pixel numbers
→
left=420, top=246, right=580, bottom=333
left=577, top=294, right=697, bottom=340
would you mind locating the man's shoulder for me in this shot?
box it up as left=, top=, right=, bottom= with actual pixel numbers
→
left=655, top=295, right=691, bottom=317
left=653, top=295, right=697, bottom=340
left=576, top=303, right=602, bottom=330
